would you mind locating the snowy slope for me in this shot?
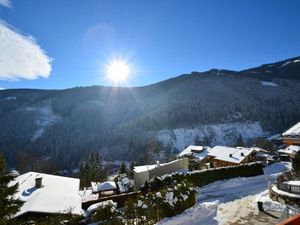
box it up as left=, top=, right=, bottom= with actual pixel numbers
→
left=29, top=104, right=61, bottom=141
left=157, top=162, right=291, bottom=225
left=156, top=121, right=264, bottom=150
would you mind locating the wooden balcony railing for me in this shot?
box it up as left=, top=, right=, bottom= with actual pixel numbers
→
left=278, top=182, right=300, bottom=194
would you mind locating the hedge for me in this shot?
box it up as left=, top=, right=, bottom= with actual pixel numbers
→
left=148, top=162, right=264, bottom=189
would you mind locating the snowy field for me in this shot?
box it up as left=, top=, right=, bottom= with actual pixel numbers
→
left=157, top=162, right=291, bottom=225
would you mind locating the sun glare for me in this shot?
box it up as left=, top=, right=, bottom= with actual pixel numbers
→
left=106, top=59, right=131, bottom=83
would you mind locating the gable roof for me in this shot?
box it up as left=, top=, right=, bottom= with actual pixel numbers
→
left=208, top=146, right=255, bottom=164
left=12, top=172, right=82, bottom=217
left=282, top=122, right=300, bottom=136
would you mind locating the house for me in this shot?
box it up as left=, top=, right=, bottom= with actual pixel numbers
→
left=251, top=147, right=274, bottom=163
left=133, top=158, right=189, bottom=190
left=282, top=122, right=300, bottom=146
left=177, top=145, right=211, bottom=168
left=12, top=172, right=82, bottom=218
left=278, top=145, right=300, bottom=160
left=207, top=146, right=257, bottom=168
left=91, top=181, right=117, bottom=197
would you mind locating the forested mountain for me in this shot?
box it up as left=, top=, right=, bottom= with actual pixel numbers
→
left=1, top=56, right=300, bottom=170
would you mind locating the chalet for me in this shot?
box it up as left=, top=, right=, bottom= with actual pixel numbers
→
left=278, top=145, right=300, bottom=160
left=177, top=145, right=211, bottom=168
left=251, top=147, right=274, bottom=164
left=12, top=172, right=82, bottom=218
left=207, top=146, right=256, bottom=168
left=282, top=122, right=300, bottom=146
left=133, top=158, right=189, bottom=189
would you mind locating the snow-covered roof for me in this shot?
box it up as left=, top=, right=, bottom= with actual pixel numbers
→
left=208, top=146, right=255, bottom=164
left=278, top=145, right=300, bottom=155
left=267, top=133, right=282, bottom=141
left=178, top=145, right=211, bottom=161
left=282, top=122, right=300, bottom=136
left=255, top=152, right=274, bottom=160
left=91, top=181, right=117, bottom=192
left=134, top=164, right=157, bottom=173
left=134, top=159, right=185, bottom=173
left=285, top=181, right=300, bottom=186
left=12, top=172, right=82, bottom=217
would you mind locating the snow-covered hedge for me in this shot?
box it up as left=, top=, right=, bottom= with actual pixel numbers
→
left=136, top=181, right=197, bottom=219
left=147, top=162, right=264, bottom=189
left=89, top=181, right=196, bottom=224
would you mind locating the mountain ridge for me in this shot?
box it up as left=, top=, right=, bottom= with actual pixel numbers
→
left=0, top=56, right=300, bottom=170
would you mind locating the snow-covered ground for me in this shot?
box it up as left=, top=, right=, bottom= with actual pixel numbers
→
left=28, top=104, right=61, bottom=141
left=261, top=81, right=278, bottom=87
left=156, top=121, right=264, bottom=150
left=157, top=162, right=291, bottom=225
left=2, top=96, right=17, bottom=101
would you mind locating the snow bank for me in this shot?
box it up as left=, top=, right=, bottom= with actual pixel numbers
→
left=216, top=195, right=259, bottom=225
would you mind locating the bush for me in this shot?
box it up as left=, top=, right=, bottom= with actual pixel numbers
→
left=135, top=181, right=196, bottom=221
left=92, top=181, right=196, bottom=225
left=91, top=202, right=122, bottom=225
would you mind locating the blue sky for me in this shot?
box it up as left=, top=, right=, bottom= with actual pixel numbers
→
left=0, top=0, right=300, bottom=89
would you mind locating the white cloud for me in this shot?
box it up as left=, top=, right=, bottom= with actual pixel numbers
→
left=0, top=22, right=52, bottom=81
left=0, top=87, right=5, bottom=90
left=0, top=0, right=11, bottom=8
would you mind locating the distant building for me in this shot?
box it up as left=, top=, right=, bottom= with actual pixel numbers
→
left=177, top=145, right=211, bottom=168
left=12, top=172, right=82, bottom=218
left=91, top=181, right=117, bottom=197
left=278, top=145, right=300, bottom=160
left=207, top=146, right=257, bottom=168
left=282, top=122, right=300, bottom=146
left=133, top=158, right=189, bottom=189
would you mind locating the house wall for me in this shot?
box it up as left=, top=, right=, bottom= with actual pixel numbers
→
left=282, top=137, right=300, bottom=146
left=241, top=152, right=256, bottom=163
left=134, top=158, right=189, bottom=190
left=212, top=159, right=237, bottom=168
left=209, top=152, right=256, bottom=168
left=149, top=158, right=189, bottom=179
left=134, top=170, right=149, bottom=190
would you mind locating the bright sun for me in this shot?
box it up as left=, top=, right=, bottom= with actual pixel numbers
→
left=106, top=59, right=131, bottom=83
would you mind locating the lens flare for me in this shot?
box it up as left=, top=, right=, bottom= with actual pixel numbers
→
left=106, top=59, right=131, bottom=83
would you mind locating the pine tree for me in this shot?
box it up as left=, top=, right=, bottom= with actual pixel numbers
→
left=119, top=162, right=127, bottom=175
left=79, top=151, right=106, bottom=188
left=128, top=162, right=135, bottom=178
left=0, top=155, right=23, bottom=224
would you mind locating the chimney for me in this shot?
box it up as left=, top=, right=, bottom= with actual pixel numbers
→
left=241, top=152, right=244, bottom=156
left=35, top=177, right=43, bottom=188
left=156, top=161, right=160, bottom=167
left=229, top=154, right=233, bottom=157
